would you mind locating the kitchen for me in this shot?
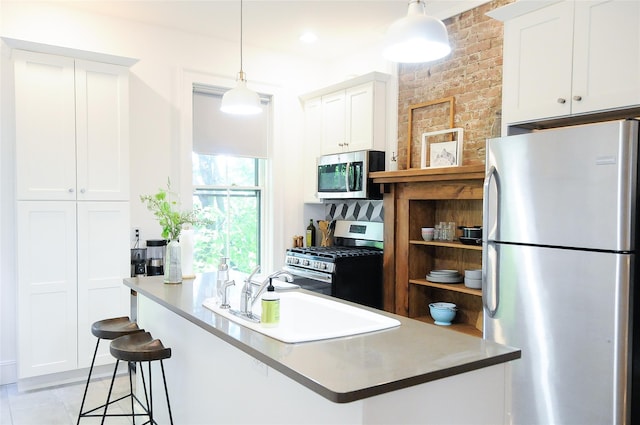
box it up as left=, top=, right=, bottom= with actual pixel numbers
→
left=1, top=0, right=639, bottom=423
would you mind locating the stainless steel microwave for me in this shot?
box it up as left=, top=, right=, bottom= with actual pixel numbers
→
left=317, top=150, right=385, bottom=200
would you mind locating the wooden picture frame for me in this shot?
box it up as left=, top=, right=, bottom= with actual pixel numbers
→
left=407, top=96, right=455, bottom=169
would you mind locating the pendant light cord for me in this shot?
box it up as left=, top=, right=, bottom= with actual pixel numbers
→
left=239, top=0, right=244, bottom=75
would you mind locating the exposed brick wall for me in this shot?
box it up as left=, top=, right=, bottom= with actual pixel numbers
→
left=397, top=0, right=513, bottom=169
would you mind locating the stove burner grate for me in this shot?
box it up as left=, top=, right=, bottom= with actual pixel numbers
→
left=287, top=246, right=382, bottom=260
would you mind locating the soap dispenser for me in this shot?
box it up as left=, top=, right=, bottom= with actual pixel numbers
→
left=261, top=278, right=280, bottom=327
left=216, top=257, right=229, bottom=303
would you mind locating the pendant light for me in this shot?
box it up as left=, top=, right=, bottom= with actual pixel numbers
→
left=221, top=0, right=262, bottom=115
left=383, top=0, right=451, bottom=63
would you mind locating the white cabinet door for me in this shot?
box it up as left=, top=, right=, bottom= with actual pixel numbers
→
left=303, top=98, right=322, bottom=203
left=14, top=51, right=77, bottom=201
left=502, top=1, right=574, bottom=124
left=77, top=202, right=130, bottom=368
left=572, top=0, right=640, bottom=114
left=345, top=83, right=374, bottom=152
left=346, top=81, right=386, bottom=152
left=75, top=60, right=130, bottom=201
left=17, top=202, right=77, bottom=378
left=321, top=92, right=346, bottom=155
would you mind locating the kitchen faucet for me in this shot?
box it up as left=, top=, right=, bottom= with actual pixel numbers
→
left=231, top=266, right=294, bottom=323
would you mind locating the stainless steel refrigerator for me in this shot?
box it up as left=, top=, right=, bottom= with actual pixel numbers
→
left=483, top=119, right=639, bottom=424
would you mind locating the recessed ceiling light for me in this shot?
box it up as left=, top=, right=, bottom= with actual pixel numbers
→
left=299, top=31, right=318, bottom=43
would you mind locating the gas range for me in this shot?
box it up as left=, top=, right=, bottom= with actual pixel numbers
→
left=283, top=220, right=384, bottom=309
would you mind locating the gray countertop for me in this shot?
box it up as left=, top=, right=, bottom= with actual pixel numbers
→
left=124, top=273, right=520, bottom=403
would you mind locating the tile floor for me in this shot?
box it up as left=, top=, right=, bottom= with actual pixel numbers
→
left=1, top=374, right=138, bottom=425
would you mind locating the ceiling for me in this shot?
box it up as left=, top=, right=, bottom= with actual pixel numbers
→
left=57, top=0, right=487, bottom=61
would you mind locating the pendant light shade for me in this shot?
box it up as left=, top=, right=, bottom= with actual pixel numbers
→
left=221, top=0, right=262, bottom=115
left=220, top=72, right=262, bottom=115
left=383, top=0, right=451, bottom=63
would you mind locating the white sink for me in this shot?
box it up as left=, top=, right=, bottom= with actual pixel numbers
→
left=203, top=291, right=400, bottom=343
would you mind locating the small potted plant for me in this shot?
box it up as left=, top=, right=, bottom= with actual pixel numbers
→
left=140, top=178, right=199, bottom=284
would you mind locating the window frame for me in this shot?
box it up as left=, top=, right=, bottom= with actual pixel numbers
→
left=192, top=155, right=266, bottom=272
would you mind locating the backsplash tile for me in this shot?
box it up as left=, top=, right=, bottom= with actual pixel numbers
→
left=325, top=200, right=383, bottom=222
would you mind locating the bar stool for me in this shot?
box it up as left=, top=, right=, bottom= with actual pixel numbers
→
left=102, top=331, right=174, bottom=425
left=77, top=316, right=143, bottom=424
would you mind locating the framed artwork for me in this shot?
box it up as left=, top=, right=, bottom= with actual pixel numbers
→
left=420, top=127, right=464, bottom=168
left=407, top=96, right=454, bottom=169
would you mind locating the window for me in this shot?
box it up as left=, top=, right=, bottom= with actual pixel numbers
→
left=192, top=154, right=264, bottom=273
left=191, top=85, right=271, bottom=273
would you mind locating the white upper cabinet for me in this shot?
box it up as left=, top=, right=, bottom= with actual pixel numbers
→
left=301, top=72, right=389, bottom=157
left=14, top=50, right=130, bottom=201
left=320, top=81, right=386, bottom=155
left=499, top=0, right=640, bottom=125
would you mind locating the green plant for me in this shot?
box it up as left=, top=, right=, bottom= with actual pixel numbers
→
left=140, top=178, right=200, bottom=241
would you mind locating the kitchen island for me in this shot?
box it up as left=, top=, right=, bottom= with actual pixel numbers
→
left=124, top=273, right=520, bottom=424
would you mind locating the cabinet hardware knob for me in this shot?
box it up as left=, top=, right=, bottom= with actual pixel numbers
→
left=68, top=188, right=74, bottom=193
left=573, top=95, right=582, bottom=101
left=80, top=188, right=86, bottom=194
left=557, top=98, right=566, bottom=104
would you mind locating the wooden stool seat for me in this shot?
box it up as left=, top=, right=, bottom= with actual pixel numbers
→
left=77, top=316, right=144, bottom=424
left=102, top=331, right=174, bottom=424
left=110, top=332, right=171, bottom=362
left=91, top=316, right=142, bottom=340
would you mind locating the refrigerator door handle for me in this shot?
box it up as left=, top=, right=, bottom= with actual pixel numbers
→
left=483, top=165, right=500, bottom=317
left=483, top=241, right=500, bottom=317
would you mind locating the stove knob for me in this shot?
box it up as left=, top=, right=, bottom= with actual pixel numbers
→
left=302, top=259, right=310, bottom=266
left=320, top=263, right=327, bottom=270
left=294, top=258, right=300, bottom=265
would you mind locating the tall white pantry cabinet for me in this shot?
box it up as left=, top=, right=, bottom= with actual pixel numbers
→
left=12, top=49, right=131, bottom=380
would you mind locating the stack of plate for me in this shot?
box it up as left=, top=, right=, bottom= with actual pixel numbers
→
left=426, top=269, right=463, bottom=283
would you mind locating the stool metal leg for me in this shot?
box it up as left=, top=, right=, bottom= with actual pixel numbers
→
left=148, top=362, right=154, bottom=425
left=160, top=360, right=174, bottom=425
left=101, top=359, right=119, bottom=425
left=77, top=337, right=101, bottom=425
left=128, top=363, right=136, bottom=425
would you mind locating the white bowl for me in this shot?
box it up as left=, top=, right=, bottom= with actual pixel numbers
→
left=464, top=277, right=482, bottom=289
left=421, top=227, right=434, bottom=241
left=465, top=269, right=482, bottom=279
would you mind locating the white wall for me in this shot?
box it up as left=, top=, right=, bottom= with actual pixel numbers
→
left=0, top=1, right=398, bottom=384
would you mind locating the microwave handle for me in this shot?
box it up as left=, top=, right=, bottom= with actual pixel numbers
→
left=345, top=162, right=353, bottom=191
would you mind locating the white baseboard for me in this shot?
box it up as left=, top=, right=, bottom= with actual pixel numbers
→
left=0, top=360, right=17, bottom=385
left=16, top=362, right=128, bottom=392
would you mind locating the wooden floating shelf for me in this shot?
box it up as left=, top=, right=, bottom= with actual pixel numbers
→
left=370, top=165, right=485, bottom=184
left=409, top=240, right=482, bottom=251
left=412, top=315, right=482, bottom=338
left=409, top=279, right=482, bottom=297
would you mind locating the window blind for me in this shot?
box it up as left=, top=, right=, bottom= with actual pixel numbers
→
left=192, top=85, right=270, bottom=158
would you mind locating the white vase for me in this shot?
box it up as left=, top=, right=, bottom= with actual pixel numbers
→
left=164, top=239, right=182, bottom=284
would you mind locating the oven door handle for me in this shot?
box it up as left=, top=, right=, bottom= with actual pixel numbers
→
left=282, top=265, right=332, bottom=284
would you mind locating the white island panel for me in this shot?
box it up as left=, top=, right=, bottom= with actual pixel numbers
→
left=131, top=273, right=515, bottom=424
